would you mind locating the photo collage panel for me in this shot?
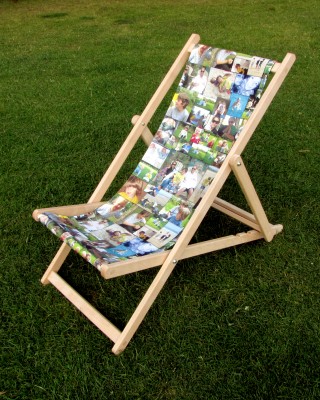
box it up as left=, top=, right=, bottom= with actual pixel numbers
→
left=39, top=44, right=274, bottom=268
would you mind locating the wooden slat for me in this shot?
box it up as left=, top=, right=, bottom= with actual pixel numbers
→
left=101, top=229, right=269, bottom=280
left=33, top=202, right=105, bottom=220
left=212, top=197, right=260, bottom=230
left=230, top=155, right=274, bottom=241
left=49, top=272, right=121, bottom=343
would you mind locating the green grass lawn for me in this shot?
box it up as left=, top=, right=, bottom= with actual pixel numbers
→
left=1, top=0, right=319, bottom=398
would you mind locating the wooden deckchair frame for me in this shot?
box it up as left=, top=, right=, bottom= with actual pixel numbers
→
left=33, top=34, right=295, bottom=354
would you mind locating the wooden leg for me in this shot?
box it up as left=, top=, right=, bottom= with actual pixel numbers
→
left=49, top=272, right=121, bottom=342
left=112, top=257, right=179, bottom=355
left=41, top=242, right=71, bottom=285
left=230, top=155, right=275, bottom=242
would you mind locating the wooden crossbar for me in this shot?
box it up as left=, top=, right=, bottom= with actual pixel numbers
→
left=49, top=271, right=121, bottom=343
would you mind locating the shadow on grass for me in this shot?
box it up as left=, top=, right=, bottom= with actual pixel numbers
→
left=40, top=12, right=68, bottom=19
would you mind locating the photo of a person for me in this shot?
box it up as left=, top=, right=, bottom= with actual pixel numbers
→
left=96, top=195, right=128, bottom=218
left=166, top=92, right=190, bottom=122
left=178, top=124, right=190, bottom=140
left=204, top=69, right=234, bottom=99
left=160, top=167, right=188, bottom=194
left=213, top=49, right=236, bottom=71
left=204, top=115, right=221, bottom=136
left=163, top=202, right=192, bottom=228
left=179, top=66, right=191, bottom=88
left=188, top=67, right=208, bottom=94
left=119, top=209, right=150, bottom=233
left=118, top=177, right=146, bottom=204
left=105, top=225, right=134, bottom=245
left=176, top=165, right=201, bottom=199
left=142, top=142, right=169, bottom=169
left=189, top=45, right=211, bottom=64
left=218, top=117, right=239, bottom=142
left=215, top=139, right=230, bottom=154
left=212, top=99, right=228, bottom=120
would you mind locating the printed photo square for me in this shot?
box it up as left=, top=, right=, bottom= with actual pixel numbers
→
left=71, top=217, right=112, bottom=237
left=139, top=192, right=162, bottom=214
left=263, top=60, right=275, bottom=75
left=146, top=215, right=168, bottom=231
left=96, top=194, right=130, bottom=219
left=212, top=97, right=230, bottom=120
left=142, top=142, right=170, bottom=169
left=231, top=55, right=252, bottom=75
left=187, top=65, right=210, bottom=95
left=104, top=223, right=136, bottom=246
left=173, top=123, right=195, bottom=143
left=118, top=176, right=147, bottom=204
left=104, top=244, right=137, bottom=259
left=166, top=90, right=194, bottom=123
left=141, top=186, right=173, bottom=209
left=117, top=206, right=151, bottom=234
left=214, top=138, right=232, bottom=154
left=232, top=74, right=262, bottom=97
left=188, top=168, right=217, bottom=204
left=133, top=226, right=157, bottom=241
left=194, top=95, right=216, bottom=113
left=71, top=217, right=111, bottom=239
left=187, top=105, right=211, bottom=128
left=227, top=93, right=249, bottom=118
left=248, top=57, right=271, bottom=77
left=87, top=228, right=114, bottom=241
left=154, top=117, right=177, bottom=146
left=174, top=162, right=208, bottom=202
left=204, top=68, right=235, bottom=100
left=242, top=91, right=262, bottom=119
left=148, top=221, right=182, bottom=247
left=203, top=114, right=222, bottom=136
left=189, top=142, right=217, bottom=165
left=188, top=45, right=217, bottom=66
left=133, top=161, right=158, bottom=183
left=211, top=151, right=227, bottom=170
left=164, top=134, right=179, bottom=150
left=212, top=49, right=237, bottom=71
left=217, top=115, right=242, bottom=142
left=153, top=151, right=191, bottom=187
left=159, top=196, right=194, bottom=228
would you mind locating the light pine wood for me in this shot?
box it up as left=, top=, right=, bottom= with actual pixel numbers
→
left=212, top=197, right=260, bottom=230
left=100, top=228, right=282, bottom=280
left=229, top=155, right=274, bottom=241
left=33, top=35, right=296, bottom=355
left=131, top=115, right=154, bottom=145
left=33, top=202, right=105, bottom=220
left=41, top=242, right=71, bottom=285
left=49, top=272, right=121, bottom=343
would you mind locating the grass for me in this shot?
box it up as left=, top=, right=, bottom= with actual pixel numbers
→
left=1, top=0, right=319, bottom=398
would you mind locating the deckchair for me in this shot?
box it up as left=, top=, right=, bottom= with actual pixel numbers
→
left=33, top=34, right=295, bottom=354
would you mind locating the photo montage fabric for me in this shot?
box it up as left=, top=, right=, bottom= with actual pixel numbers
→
left=39, top=44, right=275, bottom=268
